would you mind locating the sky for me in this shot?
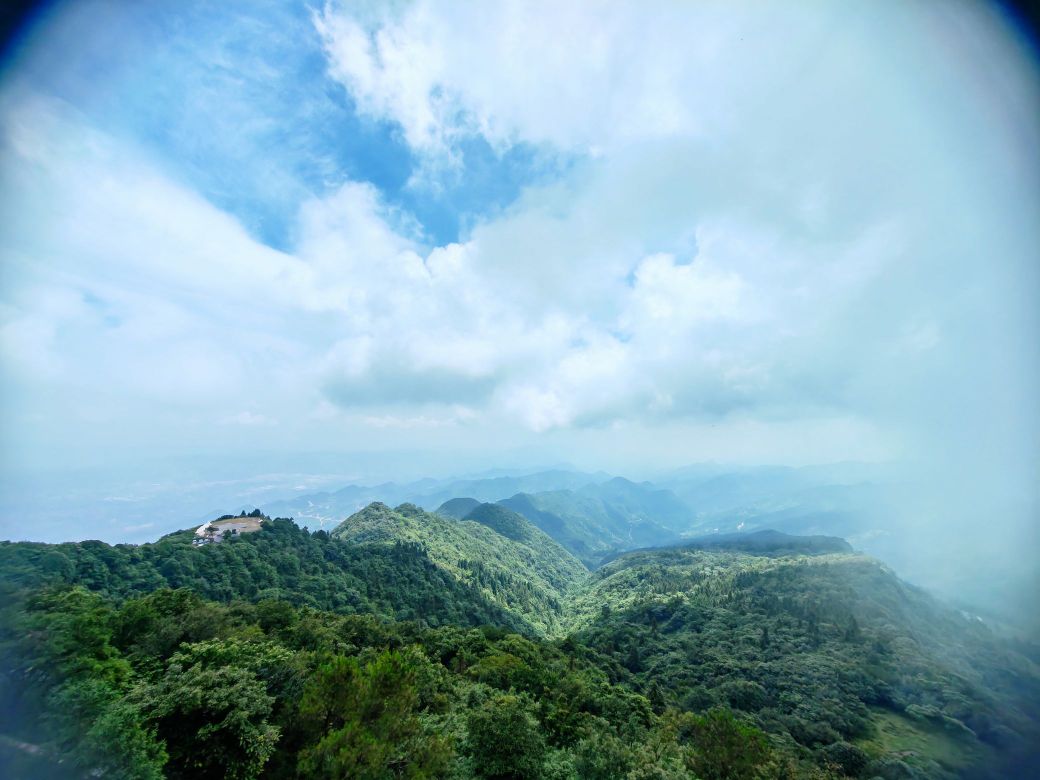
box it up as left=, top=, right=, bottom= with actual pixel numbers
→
left=0, top=1, right=1038, bottom=554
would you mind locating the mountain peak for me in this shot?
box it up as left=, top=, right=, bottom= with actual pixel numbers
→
left=463, top=502, right=535, bottom=543
left=331, top=500, right=585, bottom=634
left=436, top=496, right=482, bottom=519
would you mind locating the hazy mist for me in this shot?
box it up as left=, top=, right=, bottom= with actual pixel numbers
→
left=1, top=1, right=1037, bottom=621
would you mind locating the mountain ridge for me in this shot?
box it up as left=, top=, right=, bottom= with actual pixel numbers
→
left=2, top=505, right=1038, bottom=778
left=331, top=501, right=586, bottom=635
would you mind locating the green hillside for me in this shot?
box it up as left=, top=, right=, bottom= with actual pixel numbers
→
left=0, top=516, right=527, bottom=631
left=462, top=503, right=540, bottom=543
left=0, top=582, right=788, bottom=780
left=332, top=502, right=586, bottom=635
left=499, top=479, right=687, bottom=566
left=577, top=477, right=692, bottom=532
left=1, top=509, right=1037, bottom=779
left=437, top=496, right=483, bottom=519
left=567, top=543, right=1040, bottom=779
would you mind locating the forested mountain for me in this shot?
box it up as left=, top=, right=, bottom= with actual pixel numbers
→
left=261, top=470, right=611, bottom=531
left=0, top=516, right=526, bottom=631
left=567, top=543, right=1040, bottom=779
left=261, top=466, right=888, bottom=575
left=596, top=530, right=854, bottom=566
left=497, top=478, right=691, bottom=566
left=331, top=502, right=586, bottom=635
left=437, top=497, right=483, bottom=519
left=580, top=477, right=693, bottom=531
left=1, top=508, right=1037, bottom=779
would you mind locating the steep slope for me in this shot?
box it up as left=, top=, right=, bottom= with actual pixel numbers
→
left=435, top=496, right=482, bottom=519
left=567, top=543, right=1040, bottom=779
left=461, top=502, right=537, bottom=542
left=499, top=479, right=690, bottom=566
left=577, top=476, right=693, bottom=532
left=332, top=502, right=586, bottom=634
left=495, top=492, right=601, bottom=563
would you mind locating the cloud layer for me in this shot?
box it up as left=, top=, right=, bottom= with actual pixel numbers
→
left=0, top=0, right=1037, bottom=493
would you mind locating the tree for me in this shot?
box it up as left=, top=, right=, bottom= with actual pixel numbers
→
left=77, top=692, right=168, bottom=780
left=819, top=741, right=869, bottom=776
left=647, top=680, right=666, bottom=714
left=574, top=731, right=633, bottom=780
left=465, top=693, right=546, bottom=779
left=297, top=649, right=450, bottom=779
left=844, top=615, right=861, bottom=643
left=256, top=599, right=296, bottom=632
left=133, top=652, right=279, bottom=780
left=679, top=708, right=772, bottom=780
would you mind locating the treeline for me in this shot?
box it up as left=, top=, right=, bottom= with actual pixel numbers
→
left=0, top=519, right=527, bottom=632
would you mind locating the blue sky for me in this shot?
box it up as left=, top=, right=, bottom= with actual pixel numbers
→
left=4, top=0, right=560, bottom=250
left=0, top=0, right=1037, bottom=552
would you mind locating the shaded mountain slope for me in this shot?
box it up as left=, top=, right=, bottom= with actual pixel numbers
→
left=577, top=476, right=692, bottom=531
left=567, top=543, right=1040, bottom=779
left=436, top=496, right=482, bottom=519
left=497, top=479, right=690, bottom=566
left=461, top=502, right=538, bottom=543
left=332, top=502, right=586, bottom=634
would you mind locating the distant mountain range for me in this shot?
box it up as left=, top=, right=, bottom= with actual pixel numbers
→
left=4, top=500, right=1036, bottom=778
left=260, top=468, right=613, bottom=530
left=250, top=464, right=1037, bottom=638
left=261, top=464, right=892, bottom=570
left=437, top=476, right=691, bottom=566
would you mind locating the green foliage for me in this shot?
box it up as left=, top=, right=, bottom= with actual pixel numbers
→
left=568, top=545, right=1040, bottom=778
left=332, top=502, right=586, bottom=634
left=0, top=517, right=526, bottom=630
left=132, top=647, right=280, bottom=780
left=498, top=479, right=687, bottom=567
left=297, top=649, right=450, bottom=778
left=573, top=730, right=635, bottom=779
left=818, top=740, right=869, bottom=776
left=2, top=508, right=1038, bottom=779
left=0, top=586, right=167, bottom=777
left=679, top=708, right=772, bottom=780
left=465, top=693, right=547, bottom=779
left=463, top=503, right=538, bottom=543
left=56, top=678, right=168, bottom=779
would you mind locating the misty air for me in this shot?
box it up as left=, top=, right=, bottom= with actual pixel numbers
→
left=0, top=1, right=1037, bottom=779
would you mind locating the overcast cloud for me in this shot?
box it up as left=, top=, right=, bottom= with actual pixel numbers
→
left=0, top=1, right=1037, bottom=558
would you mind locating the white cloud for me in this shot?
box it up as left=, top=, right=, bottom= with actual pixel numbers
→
left=2, top=1, right=1037, bottom=485
left=314, top=1, right=858, bottom=158
left=1, top=0, right=1035, bottom=616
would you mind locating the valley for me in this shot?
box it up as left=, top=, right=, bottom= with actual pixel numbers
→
left=3, top=1, right=1035, bottom=777
left=1, top=491, right=1037, bottom=779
